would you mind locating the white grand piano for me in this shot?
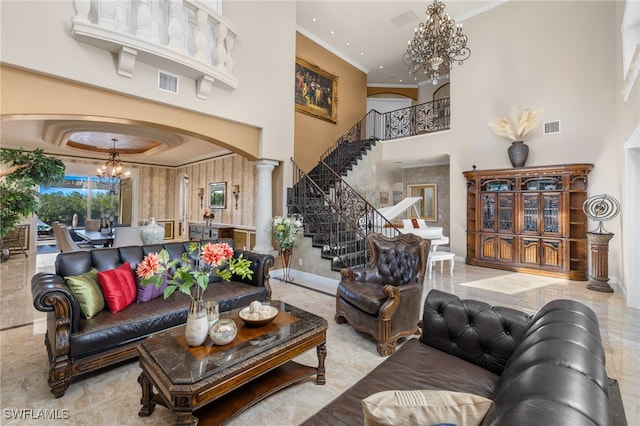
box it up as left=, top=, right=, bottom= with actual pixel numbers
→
left=376, top=197, right=449, bottom=252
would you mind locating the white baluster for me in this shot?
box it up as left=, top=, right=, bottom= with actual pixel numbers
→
left=168, top=0, right=184, bottom=51
left=136, top=0, right=152, bottom=38
left=214, top=22, right=227, bottom=71
left=98, top=0, right=117, bottom=28
left=115, top=0, right=130, bottom=33
left=225, top=33, right=235, bottom=73
left=73, top=0, right=91, bottom=23
left=194, top=9, right=209, bottom=63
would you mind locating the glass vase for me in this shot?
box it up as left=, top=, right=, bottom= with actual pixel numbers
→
left=185, top=300, right=209, bottom=346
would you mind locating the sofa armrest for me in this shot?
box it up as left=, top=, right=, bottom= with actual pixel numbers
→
left=32, top=272, right=81, bottom=334
left=232, top=249, right=275, bottom=288
left=340, top=265, right=386, bottom=285
left=421, top=289, right=530, bottom=375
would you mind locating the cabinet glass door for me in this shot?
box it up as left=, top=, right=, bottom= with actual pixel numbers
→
left=542, top=193, right=561, bottom=234
left=481, top=194, right=496, bottom=231
left=498, top=194, right=513, bottom=232
left=522, top=194, right=539, bottom=233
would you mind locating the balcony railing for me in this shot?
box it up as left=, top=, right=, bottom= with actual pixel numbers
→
left=71, top=0, right=237, bottom=99
left=322, top=97, right=450, bottom=161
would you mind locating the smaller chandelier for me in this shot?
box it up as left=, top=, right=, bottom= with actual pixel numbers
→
left=96, top=139, right=130, bottom=193
left=403, top=0, right=471, bottom=85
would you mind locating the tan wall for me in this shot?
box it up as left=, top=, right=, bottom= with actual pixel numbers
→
left=294, top=33, right=368, bottom=173
left=178, top=155, right=256, bottom=225
left=367, top=87, right=418, bottom=101
left=136, top=166, right=177, bottom=224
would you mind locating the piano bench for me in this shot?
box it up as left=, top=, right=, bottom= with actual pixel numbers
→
left=428, top=251, right=455, bottom=278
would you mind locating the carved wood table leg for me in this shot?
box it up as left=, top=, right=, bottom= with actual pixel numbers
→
left=174, top=412, right=198, bottom=425
left=137, top=372, right=156, bottom=417
left=316, top=343, right=327, bottom=385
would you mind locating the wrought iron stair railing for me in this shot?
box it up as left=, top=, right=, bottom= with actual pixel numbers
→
left=289, top=159, right=399, bottom=270
left=287, top=97, right=449, bottom=272
left=320, top=97, right=450, bottom=163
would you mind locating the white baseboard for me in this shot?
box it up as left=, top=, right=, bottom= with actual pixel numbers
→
left=270, top=268, right=338, bottom=296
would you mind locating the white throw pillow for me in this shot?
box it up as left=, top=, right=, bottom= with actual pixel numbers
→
left=362, top=390, right=493, bottom=426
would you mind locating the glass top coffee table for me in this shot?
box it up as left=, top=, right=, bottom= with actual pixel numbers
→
left=137, top=300, right=327, bottom=425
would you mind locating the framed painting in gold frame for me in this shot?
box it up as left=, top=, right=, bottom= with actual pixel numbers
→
left=407, top=184, right=438, bottom=222
left=295, top=57, right=338, bottom=123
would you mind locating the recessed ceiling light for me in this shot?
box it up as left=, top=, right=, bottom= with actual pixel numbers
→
left=399, top=79, right=403, bottom=82
left=379, top=66, right=384, bottom=69
left=330, top=30, right=335, bottom=35
left=346, top=42, right=350, bottom=46
left=360, top=52, right=365, bottom=55
left=312, top=18, right=317, bottom=22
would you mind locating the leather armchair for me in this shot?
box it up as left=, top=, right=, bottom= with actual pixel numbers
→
left=335, top=233, right=429, bottom=356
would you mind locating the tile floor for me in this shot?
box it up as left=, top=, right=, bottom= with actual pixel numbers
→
left=1, top=252, right=638, bottom=425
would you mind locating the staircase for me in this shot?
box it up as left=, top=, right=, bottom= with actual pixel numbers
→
left=288, top=98, right=450, bottom=271
left=289, top=138, right=398, bottom=271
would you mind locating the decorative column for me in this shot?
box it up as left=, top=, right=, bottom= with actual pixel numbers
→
left=252, top=159, right=279, bottom=253
left=586, top=232, right=614, bottom=293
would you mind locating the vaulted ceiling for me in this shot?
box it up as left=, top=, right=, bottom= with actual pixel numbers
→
left=2, top=1, right=498, bottom=169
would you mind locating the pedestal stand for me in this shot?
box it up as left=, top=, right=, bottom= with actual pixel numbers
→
left=586, top=232, right=614, bottom=293
left=276, top=248, right=294, bottom=283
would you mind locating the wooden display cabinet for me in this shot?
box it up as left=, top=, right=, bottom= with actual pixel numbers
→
left=463, top=164, right=593, bottom=280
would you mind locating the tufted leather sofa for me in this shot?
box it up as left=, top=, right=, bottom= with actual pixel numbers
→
left=303, top=289, right=614, bottom=425
left=335, top=233, right=429, bottom=356
left=31, top=239, right=274, bottom=398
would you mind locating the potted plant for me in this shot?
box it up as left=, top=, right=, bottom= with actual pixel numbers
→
left=1, top=148, right=65, bottom=260
left=489, top=108, right=542, bottom=167
left=271, top=215, right=303, bottom=282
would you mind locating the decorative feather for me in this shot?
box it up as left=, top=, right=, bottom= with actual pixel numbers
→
left=489, top=108, right=543, bottom=141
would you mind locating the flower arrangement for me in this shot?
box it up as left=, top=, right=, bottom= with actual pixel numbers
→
left=271, top=215, right=303, bottom=251
left=136, top=241, right=253, bottom=301
left=489, top=108, right=543, bottom=142
left=203, top=210, right=215, bottom=220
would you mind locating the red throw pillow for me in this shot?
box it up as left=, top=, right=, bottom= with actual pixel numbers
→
left=97, top=262, right=137, bottom=313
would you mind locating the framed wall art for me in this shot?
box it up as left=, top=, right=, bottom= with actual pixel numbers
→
left=295, top=57, right=338, bottom=123
left=407, top=184, right=438, bottom=222
left=209, top=182, right=226, bottom=209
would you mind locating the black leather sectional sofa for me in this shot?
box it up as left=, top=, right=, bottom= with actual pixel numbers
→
left=303, top=289, right=615, bottom=425
left=31, top=240, right=274, bottom=398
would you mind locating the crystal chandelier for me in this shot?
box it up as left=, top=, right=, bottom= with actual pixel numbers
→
left=403, top=0, right=471, bottom=85
left=96, top=139, right=130, bottom=193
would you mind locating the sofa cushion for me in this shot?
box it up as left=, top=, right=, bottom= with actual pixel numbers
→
left=136, top=277, right=167, bottom=303
left=64, top=268, right=105, bottom=319
left=337, top=280, right=385, bottom=315
left=68, top=280, right=268, bottom=359
left=97, top=262, right=137, bottom=313
left=301, top=339, right=499, bottom=426
left=69, top=291, right=192, bottom=359
left=362, top=390, right=492, bottom=426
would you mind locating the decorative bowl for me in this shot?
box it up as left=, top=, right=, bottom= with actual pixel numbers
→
left=239, top=303, right=279, bottom=327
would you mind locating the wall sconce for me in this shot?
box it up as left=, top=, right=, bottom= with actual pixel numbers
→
left=232, top=185, right=240, bottom=210
left=198, top=188, right=204, bottom=209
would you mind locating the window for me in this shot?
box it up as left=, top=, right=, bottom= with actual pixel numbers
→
left=39, top=175, right=120, bottom=227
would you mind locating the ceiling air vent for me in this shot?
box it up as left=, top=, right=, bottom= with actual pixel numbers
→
left=543, top=120, right=561, bottom=135
left=158, top=71, right=178, bottom=94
